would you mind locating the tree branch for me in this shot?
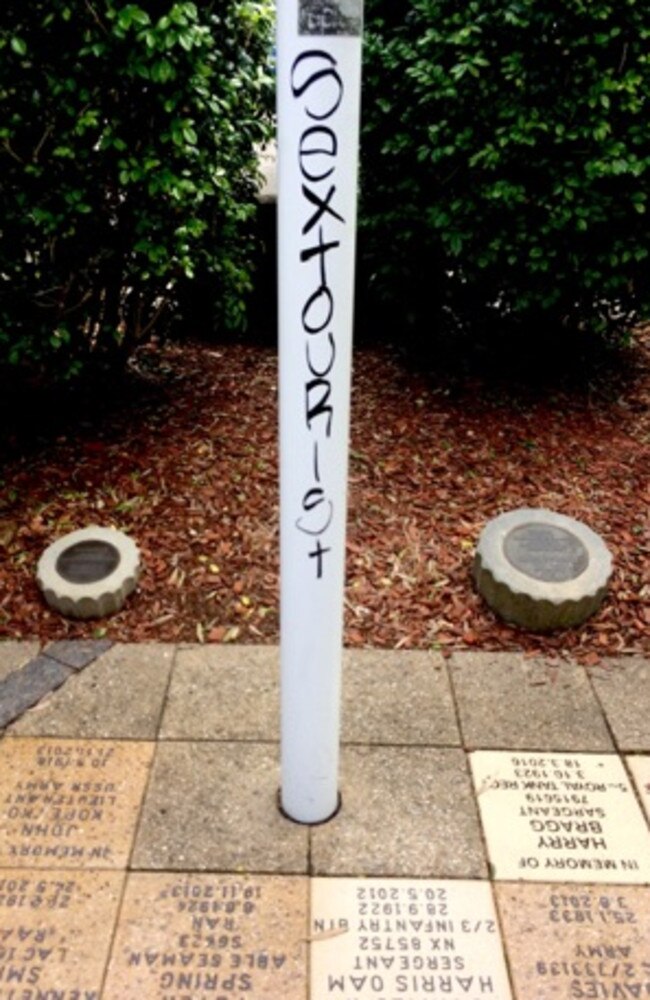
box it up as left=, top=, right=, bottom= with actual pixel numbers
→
left=3, top=139, right=24, bottom=164
left=85, top=0, right=108, bottom=34
left=32, top=126, right=53, bottom=162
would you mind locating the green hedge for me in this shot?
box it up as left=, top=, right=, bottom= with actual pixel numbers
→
left=360, top=0, right=650, bottom=344
left=0, top=1, right=273, bottom=380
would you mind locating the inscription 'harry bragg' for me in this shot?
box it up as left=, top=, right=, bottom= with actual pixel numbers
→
left=291, top=49, right=346, bottom=579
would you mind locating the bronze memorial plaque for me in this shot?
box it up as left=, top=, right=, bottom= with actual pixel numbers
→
left=0, top=738, right=154, bottom=869
left=104, top=873, right=308, bottom=999
left=471, top=751, right=650, bottom=883
left=311, top=877, right=512, bottom=999
left=497, top=883, right=650, bottom=999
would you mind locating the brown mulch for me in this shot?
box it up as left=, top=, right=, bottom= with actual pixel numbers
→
left=0, top=328, right=648, bottom=664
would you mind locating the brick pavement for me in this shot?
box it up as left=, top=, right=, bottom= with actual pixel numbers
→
left=0, top=641, right=649, bottom=998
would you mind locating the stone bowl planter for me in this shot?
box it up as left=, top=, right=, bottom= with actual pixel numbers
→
left=37, top=526, right=141, bottom=620
left=474, top=508, right=612, bottom=632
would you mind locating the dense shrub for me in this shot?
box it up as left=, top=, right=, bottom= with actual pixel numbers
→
left=360, top=0, right=650, bottom=346
left=0, top=1, right=273, bottom=381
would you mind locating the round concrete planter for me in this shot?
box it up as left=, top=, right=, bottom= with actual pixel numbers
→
left=474, top=508, right=612, bottom=632
left=37, top=526, right=141, bottom=620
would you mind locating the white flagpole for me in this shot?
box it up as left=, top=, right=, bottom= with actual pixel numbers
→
left=277, top=0, right=364, bottom=824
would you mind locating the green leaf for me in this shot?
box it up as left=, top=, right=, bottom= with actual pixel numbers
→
left=151, top=58, right=175, bottom=83
left=10, top=36, right=27, bottom=55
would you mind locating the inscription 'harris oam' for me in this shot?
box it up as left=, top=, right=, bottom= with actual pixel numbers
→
left=290, top=49, right=346, bottom=579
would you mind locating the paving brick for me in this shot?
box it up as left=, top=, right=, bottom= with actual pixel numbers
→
left=311, top=746, right=487, bottom=878
left=0, top=869, right=123, bottom=996
left=627, top=755, right=650, bottom=822
left=450, top=651, right=613, bottom=751
left=161, top=644, right=278, bottom=740
left=44, top=637, right=113, bottom=669
left=104, top=873, right=308, bottom=999
left=341, top=648, right=460, bottom=745
left=132, top=741, right=309, bottom=873
left=496, top=883, right=650, bottom=1000
left=0, top=655, right=71, bottom=729
left=0, top=738, right=154, bottom=868
left=0, top=640, right=40, bottom=680
left=9, top=642, right=175, bottom=739
left=471, top=750, right=650, bottom=883
left=311, top=878, right=512, bottom=999
left=589, top=656, right=650, bottom=751
left=160, top=646, right=460, bottom=746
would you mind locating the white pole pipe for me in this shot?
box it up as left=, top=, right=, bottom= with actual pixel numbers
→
left=278, top=0, right=364, bottom=824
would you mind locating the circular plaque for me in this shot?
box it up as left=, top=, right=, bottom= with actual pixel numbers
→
left=56, top=540, right=121, bottom=585
left=503, top=523, right=589, bottom=583
left=474, top=509, right=613, bottom=632
left=37, top=526, right=141, bottom=620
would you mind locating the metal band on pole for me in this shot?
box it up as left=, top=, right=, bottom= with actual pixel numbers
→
left=278, top=0, right=364, bottom=824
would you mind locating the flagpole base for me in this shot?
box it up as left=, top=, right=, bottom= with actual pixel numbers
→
left=277, top=788, right=342, bottom=826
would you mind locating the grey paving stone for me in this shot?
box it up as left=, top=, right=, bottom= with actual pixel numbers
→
left=44, top=638, right=113, bottom=670
left=132, top=741, right=309, bottom=873
left=341, top=648, right=460, bottom=745
left=160, top=644, right=278, bottom=740
left=7, top=643, right=175, bottom=739
left=311, top=746, right=487, bottom=879
left=0, top=641, right=40, bottom=681
left=160, top=646, right=460, bottom=746
left=0, top=655, right=71, bottom=729
left=589, top=656, right=650, bottom=751
left=449, top=651, right=613, bottom=752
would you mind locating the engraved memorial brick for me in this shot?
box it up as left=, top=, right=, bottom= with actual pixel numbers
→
left=104, top=873, right=308, bottom=999
left=311, top=878, right=513, bottom=999
left=0, top=738, right=154, bottom=868
left=496, top=883, right=650, bottom=1000
left=471, top=751, right=650, bottom=883
left=0, top=869, right=122, bottom=996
